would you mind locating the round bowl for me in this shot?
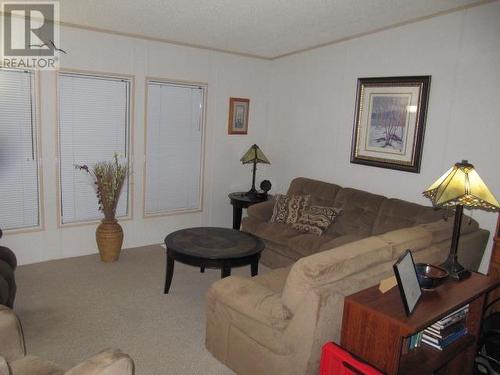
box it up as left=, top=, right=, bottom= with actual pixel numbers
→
left=415, top=263, right=449, bottom=290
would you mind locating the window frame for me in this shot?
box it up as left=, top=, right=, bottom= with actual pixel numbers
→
left=56, top=69, right=135, bottom=227
left=143, top=77, right=207, bottom=218
left=0, top=67, right=44, bottom=234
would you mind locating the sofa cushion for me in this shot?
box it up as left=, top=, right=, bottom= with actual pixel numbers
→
left=282, top=236, right=393, bottom=311
left=292, top=205, right=340, bottom=235
left=287, top=234, right=337, bottom=257
left=244, top=222, right=301, bottom=246
left=419, top=216, right=479, bottom=243
left=246, top=200, right=275, bottom=222
left=378, top=226, right=433, bottom=259
left=317, top=234, right=364, bottom=251
left=0, top=356, right=9, bottom=375
left=0, top=276, right=8, bottom=310
left=328, top=188, right=386, bottom=237
left=287, top=177, right=342, bottom=207
left=65, top=349, right=134, bottom=375
left=9, top=356, right=65, bottom=375
left=270, top=194, right=311, bottom=224
left=252, top=267, right=291, bottom=293
left=209, top=276, right=292, bottom=328
left=372, top=198, right=444, bottom=235
left=287, top=234, right=362, bottom=258
left=0, top=246, right=16, bottom=308
left=206, top=283, right=291, bottom=357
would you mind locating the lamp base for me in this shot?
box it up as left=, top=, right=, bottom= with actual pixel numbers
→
left=245, top=188, right=258, bottom=197
left=440, top=255, right=471, bottom=281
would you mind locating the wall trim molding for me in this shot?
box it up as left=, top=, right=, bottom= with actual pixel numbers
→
left=271, top=0, right=498, bottom=60
left=0, top=0, right=496, bottom=61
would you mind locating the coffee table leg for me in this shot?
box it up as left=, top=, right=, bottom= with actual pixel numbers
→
left=221, top=264, right=231, bottom=278
left=164, top=253, right=175, bottom=294
left=251, top=260, right=259, bottom=276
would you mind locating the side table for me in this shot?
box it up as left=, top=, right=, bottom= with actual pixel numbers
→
left=228, top=192, right=269, bottom=230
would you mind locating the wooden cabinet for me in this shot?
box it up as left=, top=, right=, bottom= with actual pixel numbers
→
left=489, top=213, right=500, bottom=277
left=341, top=273, right=499, bottom=375
left=487, top=214, right=500, bottom=311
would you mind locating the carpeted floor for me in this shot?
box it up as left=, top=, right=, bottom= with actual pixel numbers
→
left=14, top=245, right=261, bottom=374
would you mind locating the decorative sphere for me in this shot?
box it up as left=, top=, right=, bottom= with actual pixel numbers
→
left=260, top=180, right=272, bottom=192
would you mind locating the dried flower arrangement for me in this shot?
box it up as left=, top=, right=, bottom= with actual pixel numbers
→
left=75, top=153, right=128, bottom=221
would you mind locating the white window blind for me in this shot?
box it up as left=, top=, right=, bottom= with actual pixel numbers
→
left=0, top=69, right=40, bottom=230
left=145, top=81, right=204, bottom=215
left=58, top=73, right=130, bottom=224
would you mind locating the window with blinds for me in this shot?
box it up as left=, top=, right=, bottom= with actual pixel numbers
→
left=0, top=69, right=40, bottom=230
left=144, top=81, right=205, bottom=215
left=58, top=72, right=131, bottom=224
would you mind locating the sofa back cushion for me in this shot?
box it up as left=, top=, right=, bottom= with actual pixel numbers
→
left=287, top=177, right=342, bottom=207
left=372, top=198, right=444, bottom=236
left=281, top=236, right=393, bottom=312
left=327, top=188, right=385, bottom=237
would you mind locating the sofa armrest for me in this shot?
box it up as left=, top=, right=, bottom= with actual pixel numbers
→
left=0, top=305, right=25, bottom=362
left=0, top=247, right=17, bottom=271
left=65, top=349, right=134, bottom=375
left=247, top=200, right=275, bottom=222
left=208, top=276, right=292, bottom=329
left=0, top=356, right=9, bottom=375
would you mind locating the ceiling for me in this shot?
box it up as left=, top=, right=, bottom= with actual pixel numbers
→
left=57, top=0, right=487, bottom=59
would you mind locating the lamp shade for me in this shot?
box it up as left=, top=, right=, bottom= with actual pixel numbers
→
left=423, top=160, right=500, bottom=211
left=240, top=144, right=270, bottom=165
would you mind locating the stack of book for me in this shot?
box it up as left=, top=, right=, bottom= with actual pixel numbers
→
left=421, top=304, right=469, bottom=351
left=407, top=331, right=424, bottom=351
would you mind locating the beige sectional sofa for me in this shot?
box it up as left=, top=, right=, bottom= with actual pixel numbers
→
left=206, top=177, right=489, bottom=375
left=242, top=177, right=486, bottom=269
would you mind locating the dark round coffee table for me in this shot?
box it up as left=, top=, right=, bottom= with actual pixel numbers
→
left=163, top=227, right=264, bottom=294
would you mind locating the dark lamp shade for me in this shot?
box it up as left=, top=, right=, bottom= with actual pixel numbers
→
left=240, top=144, right=270, bottom=165
left=423, top=160, right=499, bottom=211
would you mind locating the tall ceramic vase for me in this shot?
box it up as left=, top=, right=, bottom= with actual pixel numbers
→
left=96, top=219, right=123, bottom=262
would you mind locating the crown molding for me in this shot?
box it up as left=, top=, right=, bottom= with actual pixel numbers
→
left=1, top=0, right=496, bottom=61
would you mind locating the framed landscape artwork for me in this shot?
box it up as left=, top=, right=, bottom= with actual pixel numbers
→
left=228, top=97, right=250, bottom=135
left=350, top=76, right=431, bottom=173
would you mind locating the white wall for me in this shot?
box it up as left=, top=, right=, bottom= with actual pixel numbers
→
left=3, top=2, right=499, bottom=270
left=2, top=25, right=272, bottom=265
left=267, top=2, right=500, bottom=273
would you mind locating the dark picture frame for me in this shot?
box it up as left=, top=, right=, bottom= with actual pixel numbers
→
left=393, top=249, right=422, bottom=316
left=350, top=76, right=431, bottom=173
left=228, top=97, right=250, bottom=135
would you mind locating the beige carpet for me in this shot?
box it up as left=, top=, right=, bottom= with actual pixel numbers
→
left=15, top=245, right=263, bottom=374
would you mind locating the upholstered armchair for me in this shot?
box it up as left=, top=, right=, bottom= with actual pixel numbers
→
left=0, top=228, right=17, bottom=308
left=0, top=305, right=134, bottom=375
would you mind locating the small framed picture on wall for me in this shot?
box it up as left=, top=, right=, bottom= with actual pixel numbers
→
left=228, top=97, right=250, bottom=135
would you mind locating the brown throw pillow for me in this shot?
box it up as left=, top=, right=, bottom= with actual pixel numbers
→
left=292, top=205, right=340, bottom=235
left=270, top=194, right=311, bottom=224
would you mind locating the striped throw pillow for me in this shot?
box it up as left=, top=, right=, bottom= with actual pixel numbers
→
left=270, top=194, right=311, bottom=224
left=292, top=205, right=340, bottom=235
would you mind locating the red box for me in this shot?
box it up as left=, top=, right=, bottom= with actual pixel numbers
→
left=320, top=342, right=383, bottom=375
